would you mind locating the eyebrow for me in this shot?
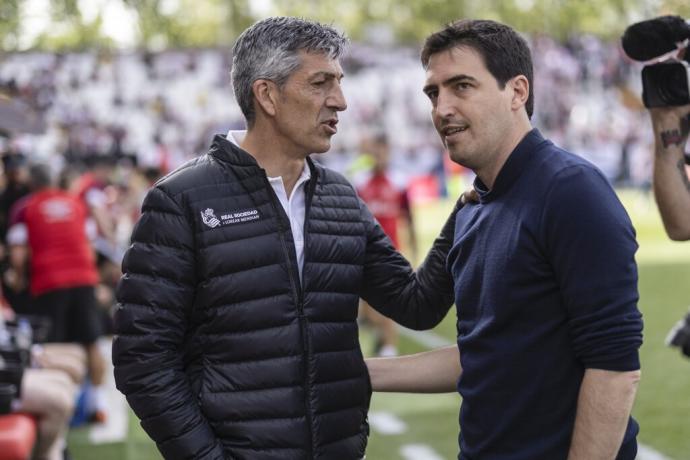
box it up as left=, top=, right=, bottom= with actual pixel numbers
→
left=311, top=71, right=344, bottom=81
left=423, top=74, right=478, bottom=94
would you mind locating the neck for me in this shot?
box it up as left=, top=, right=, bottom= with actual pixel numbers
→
left=476, top=117, right=532, bottom=189
left=241, top=123, right=307, bottom=197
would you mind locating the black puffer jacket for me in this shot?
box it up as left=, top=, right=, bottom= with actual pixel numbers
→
left=113, top=135, right=457, bottom=460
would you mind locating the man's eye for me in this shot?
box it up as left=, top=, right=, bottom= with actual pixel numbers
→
left=425, top=91, right=438, bottom=101
left=313, top=80, right=326, bottom=86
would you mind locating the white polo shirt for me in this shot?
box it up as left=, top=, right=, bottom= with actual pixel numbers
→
left=226, top=130, right=311, bottom=281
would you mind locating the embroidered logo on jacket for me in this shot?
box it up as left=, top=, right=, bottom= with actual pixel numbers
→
left=201, top=208, right=221, bottom=228
left=201, top=207, right=262, bottom=229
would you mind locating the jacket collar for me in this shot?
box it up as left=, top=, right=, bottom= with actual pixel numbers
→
left=210, top=133, right=320, bottom=184
left=210, top=134, right=262, bottom=168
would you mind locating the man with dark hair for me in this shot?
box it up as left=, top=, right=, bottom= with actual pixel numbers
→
left=114, top=17, right=458, bottom=460
left=367, top=19, right=643, bottom=460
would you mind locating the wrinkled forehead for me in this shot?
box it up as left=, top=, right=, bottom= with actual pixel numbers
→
left=294, top=50, right=345, bottom=78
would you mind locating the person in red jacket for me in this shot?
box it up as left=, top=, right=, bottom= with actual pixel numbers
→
left=6, top=163, right=106, bottom=423
left=356, top=134, right=417, bottom=357
left=71, top=155, right=118, bottom=264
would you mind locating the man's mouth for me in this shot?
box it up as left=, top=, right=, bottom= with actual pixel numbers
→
left=442, top=125, right=468, bottom=137
left=322, top=119, right=338, bottom=134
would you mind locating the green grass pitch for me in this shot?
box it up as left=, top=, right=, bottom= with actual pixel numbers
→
left=68, top=189, right=690, bottom=460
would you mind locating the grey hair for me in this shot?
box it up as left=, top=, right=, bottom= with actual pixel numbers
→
left=231, top=17, right=348, bottom=127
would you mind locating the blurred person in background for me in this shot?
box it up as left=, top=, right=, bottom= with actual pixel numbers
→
left=114, top=16, right=459, bottom=460
left=71, top=156, right=122, bottom=335
left=367, top=19, right=643, bottom=460
left=1, top=296, right=84, bottom=460
left=72, top=155, right=118, bottom=263
left=0, top=152, right=32, bottom=313
left=356, top=133, right=418, bottom=357
left=0, top=153, right=30, bottom=242
left=6, top=164, right=108, bottom=424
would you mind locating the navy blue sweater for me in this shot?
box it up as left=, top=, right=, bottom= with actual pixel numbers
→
left=447, top=129, right=643, bottom=460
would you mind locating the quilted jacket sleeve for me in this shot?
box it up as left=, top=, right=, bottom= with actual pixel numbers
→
left=112, top=186, right=225, bottom=460
left=360, top=197, right=461, bottom=330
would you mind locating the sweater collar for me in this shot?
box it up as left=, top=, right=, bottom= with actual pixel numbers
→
left=474, top=128, right=547, bottom=202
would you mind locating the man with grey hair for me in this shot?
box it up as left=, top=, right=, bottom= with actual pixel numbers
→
left=114, top=17, right=458, bottom=460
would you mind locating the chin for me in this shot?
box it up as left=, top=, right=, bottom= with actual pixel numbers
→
left=448, top=150, right=470, bottom=168
left=311, top=141, right=331, bottom=154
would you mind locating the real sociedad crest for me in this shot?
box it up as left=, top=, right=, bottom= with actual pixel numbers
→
left=201, top=208, right=221, bottom=228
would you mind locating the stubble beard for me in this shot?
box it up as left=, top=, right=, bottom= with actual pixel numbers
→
left=447, top=143, right=475, bottom=170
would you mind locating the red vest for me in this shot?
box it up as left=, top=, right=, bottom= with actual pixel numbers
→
left=357, top=172, right=404, bottom=248
left=73, top=172, right=104, bottom=204
left=15, top=189, right=99, bottom=296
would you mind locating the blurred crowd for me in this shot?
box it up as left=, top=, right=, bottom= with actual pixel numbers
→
left=0, top=31, right=656, bottom=458
left=0, top=33, right=654, bottom=191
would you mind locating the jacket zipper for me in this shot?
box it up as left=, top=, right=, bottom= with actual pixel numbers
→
left=302, top=174, right=316, bottom=456
left=263, top=174, right=315, bottom=458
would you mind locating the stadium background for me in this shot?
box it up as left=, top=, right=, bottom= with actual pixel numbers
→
left=2, top=1, right=690, bottom=459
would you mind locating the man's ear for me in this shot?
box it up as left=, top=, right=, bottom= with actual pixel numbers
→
left=509, top=75, right=529, bottom=112
left=252, top=79, right=279, bottom=117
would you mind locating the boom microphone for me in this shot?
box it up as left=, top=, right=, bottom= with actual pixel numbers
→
left=622, top=15, right=690, bottom=61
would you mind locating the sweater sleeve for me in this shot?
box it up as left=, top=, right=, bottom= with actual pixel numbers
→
left=359, top=197, right=460, bottom=330
left=113, top=186, right=225, bottom=460
left=541, top=165, right=643, bottom=371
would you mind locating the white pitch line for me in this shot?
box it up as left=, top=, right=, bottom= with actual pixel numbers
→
left=398, top=327, right=673, bottom=460
left=368, top=411, right=407, bottom=435
left=368, top=412, right=445, bottom=459
left=636, top=444, right=674, bottom=460
left=400, top=443, right=445, bottom=460
left=89, top=337, right=128, bottom=444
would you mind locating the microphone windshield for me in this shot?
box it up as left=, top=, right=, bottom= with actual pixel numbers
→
left=622, top=15, right=690, bottom=61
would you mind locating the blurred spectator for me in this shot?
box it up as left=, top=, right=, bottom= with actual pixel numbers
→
left=0, top=153, right=30, bottom=242
left=6, top=164, right=107, bottom=424
left=0, top=38, right=656, bottom=191
left=72, top=155, right=117, bottom=256
left=1, top=292, right=84, bottom=460
left=0, top=152, right=32, bottom=314
left=356, top=134, right=417, bottom=357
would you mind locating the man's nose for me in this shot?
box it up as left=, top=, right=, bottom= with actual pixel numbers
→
left=327, top=82, right=347, bottom=111
left=436, top=90, right=457, bottom=119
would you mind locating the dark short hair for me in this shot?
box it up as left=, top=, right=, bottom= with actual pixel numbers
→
left=1, top=153, right=27, bottom=171
left=421, top=19, right=534, bottom=118
left=28, top=164, right=52, bottom=190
